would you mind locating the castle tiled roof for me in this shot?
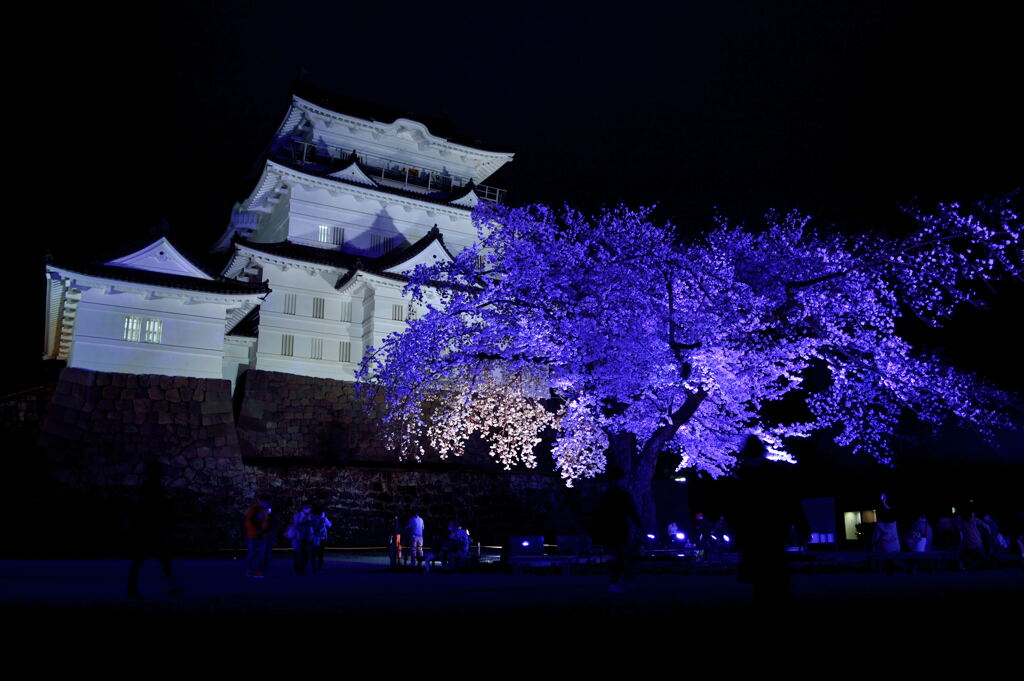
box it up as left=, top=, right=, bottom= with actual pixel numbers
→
left=292, top=81, right=514, bottom=154
left=271, top=156, right=481, bottom=211
left=234, top=226, right=451, bottom=282
left=48, top=261, right=270, bottom=296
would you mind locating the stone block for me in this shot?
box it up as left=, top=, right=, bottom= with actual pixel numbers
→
left=62, top=369, right=94, bottom=387
left=147, top=387, right=162, bottom=401
left=166, top=389, right=180, bottom=403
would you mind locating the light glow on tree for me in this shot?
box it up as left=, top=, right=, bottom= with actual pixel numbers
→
left=358, top=196, right=1022, bottom=518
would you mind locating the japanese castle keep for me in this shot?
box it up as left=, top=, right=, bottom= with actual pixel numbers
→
left=30, top=87, right=580, bottom=550
left=44, top=85, right=514, bottom=388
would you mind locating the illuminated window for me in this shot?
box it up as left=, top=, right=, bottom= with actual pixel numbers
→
left=283, top=293, right=297, bottom=315
left=311, top=337, right=323, bottom=360
left=318, top=225, right=343, bottom=245
left=339, top=341, right=352, bottom=363
left=123, top=316, right=142, bottom=342
left=281, top=335, right=294, bottom=357
left=312, top=297, right=325, bottom=319
left=143, top=318, right=163, bottom=344
left=392, top=304, right=404, bottom=321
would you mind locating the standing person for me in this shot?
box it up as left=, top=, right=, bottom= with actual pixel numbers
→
left=287, top=505, right=314, bottom=575
left=126, top=460, right=181, bottom=598
left=408, top=512, right=425, bottom=567
left=873, top=493, right=901, bottom=553
left=908, top=513, right=933, bottom=552
left=597, top=465, right=640, bottom=592
left=957, top=509, right=990, bottom=570
left=693, top=512, right=713, bottom=559
left=262, top=501, right=277, bottom=575
left=245, top=496, right=271, bottom=578
left=310, top=508, right=332, bottom=573
left=389, top=514, right=403, bottom=569
left=733, top=435, right=794, bottom=606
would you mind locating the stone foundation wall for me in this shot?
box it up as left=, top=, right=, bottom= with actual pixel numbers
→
left=34, top=368, right=246, bottom=551
left=40, top=368, right=243, bottom=493
left=245, top=464, right=591, bottom=547
left=7, top=367, right=585, bottom=552
left=236, top=370, right=384, bottom=460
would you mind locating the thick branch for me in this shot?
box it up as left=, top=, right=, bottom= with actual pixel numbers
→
left=640, top=388, right=708, bottom=460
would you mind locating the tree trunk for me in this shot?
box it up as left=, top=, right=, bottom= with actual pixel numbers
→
left=605, top=389, right=707, bottom=532
left=606, top=431, right=657, bottom=531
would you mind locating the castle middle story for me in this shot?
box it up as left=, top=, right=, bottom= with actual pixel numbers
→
left=44, top=84, right=515, bottom=390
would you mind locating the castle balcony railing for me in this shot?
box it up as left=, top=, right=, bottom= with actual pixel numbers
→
left=276, top=139, right=506, bottom=204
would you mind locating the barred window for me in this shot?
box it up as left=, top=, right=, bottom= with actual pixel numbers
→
left=123, top=316, right=142, bottom=342
left=311, top=337, right=323, bottom=360
left=143, top=318, right=163, bottom=344
left=392, top=304, right=405, bottom=321
left=339, top=341, right=352, bottom=363
left=319, top=225, right=343, bottom=245
left=339, top=301, right=353, bottom=323
left=283, top=293, right=297, bottom=315
left=312, top=297, right=325, bottom=319
left=281, top=335, right=294, bottom=357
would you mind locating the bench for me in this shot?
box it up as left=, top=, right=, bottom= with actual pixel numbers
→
left=867, top=550, right=948, bottom=573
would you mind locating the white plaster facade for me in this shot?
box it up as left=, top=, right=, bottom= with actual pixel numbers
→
left=44, top=89, right=512, bottom=390
left=44, top=238, right=267, bottom=385
left=212, top=89, right=511, bottom=384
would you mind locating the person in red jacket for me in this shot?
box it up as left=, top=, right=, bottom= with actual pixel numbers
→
left=245, top=497, right=271, bottom=577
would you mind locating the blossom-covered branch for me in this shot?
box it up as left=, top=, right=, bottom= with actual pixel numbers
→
left=358, top=196, right=1022, bottom=499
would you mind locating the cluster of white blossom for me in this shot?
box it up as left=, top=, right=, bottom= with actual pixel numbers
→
left=425, top=371, right=559, bottom=470
left=358, top=195, right=1022, bottom=485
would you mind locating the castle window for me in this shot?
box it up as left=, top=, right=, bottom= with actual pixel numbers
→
left=311, top=337, right=323, bottom=360
left=283, top=293, right=297, bottom=315
left=124, top=316, right=162, bottom=344
left=123, top=316, right=142, bottom=342
left=340, top=301, right=353, bottom=323
left=319, top=225, right=343, bottom=245
left=312, top=297, right=325, bottom=319
left=281, top=334, right=294, bottom=357
left=143, top=318, right=163, bottom=344
left=392, top=304, right=405, bottom=321
left=339, top=341, right=352, bottom=363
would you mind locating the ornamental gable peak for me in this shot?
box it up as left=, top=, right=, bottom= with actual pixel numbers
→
left=106, top=237, right=214, bottom=280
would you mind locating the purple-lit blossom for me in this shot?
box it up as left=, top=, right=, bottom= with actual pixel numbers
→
left=358, top=196, right=1022, bottom=486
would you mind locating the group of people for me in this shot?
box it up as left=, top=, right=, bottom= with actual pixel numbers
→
left=245, top=498, right=332, bottom=577
left=871, top=495, right=1021, bottom=570
left=389, top=513, right=473, bottom=571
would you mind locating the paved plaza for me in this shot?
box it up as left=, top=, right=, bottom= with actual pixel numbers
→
left=3, top=553, right=1021, bottom=629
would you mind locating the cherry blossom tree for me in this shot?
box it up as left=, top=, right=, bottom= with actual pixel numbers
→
left=357, top=196, right=1022, bottom=525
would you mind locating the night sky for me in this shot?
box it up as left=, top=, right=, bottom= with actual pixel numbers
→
left=13, top=1, right=1022, bottom=406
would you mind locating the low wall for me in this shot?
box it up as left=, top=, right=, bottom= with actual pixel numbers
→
left=7, top=367, right=587, bottom=552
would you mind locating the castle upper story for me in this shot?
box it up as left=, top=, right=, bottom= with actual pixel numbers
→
left=214, top=83, right=514, bottom=255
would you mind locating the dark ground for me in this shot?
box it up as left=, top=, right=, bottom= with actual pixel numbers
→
left=4, top=553, right=1021, bottom=643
